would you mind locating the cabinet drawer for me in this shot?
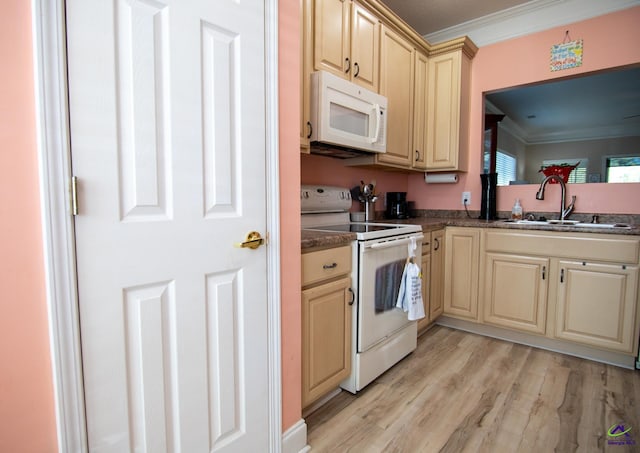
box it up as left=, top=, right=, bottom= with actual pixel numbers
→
left=485, top=230, right=640, bottom=264
left=302, top=245, right=352, bottom=287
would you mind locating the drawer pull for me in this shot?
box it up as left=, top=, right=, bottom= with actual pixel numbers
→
left=323, top=263, right=338, bottom=270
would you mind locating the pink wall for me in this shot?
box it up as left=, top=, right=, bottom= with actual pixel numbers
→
left=279, top=0, right=302, bottom=432
left=301, top=154, right=409, bottom=211
left=0, top=1, right=59, bottom=452
left=408, top=6, right=640, bottom=214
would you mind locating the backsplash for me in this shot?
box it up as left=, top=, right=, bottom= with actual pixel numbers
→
left=409, top=210, right=640, bottom=225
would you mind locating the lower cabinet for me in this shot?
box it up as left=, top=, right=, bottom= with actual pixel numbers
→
left=483, top=253, right=549, bottom=334
left=418, top=229, right=445, bottom=332
left=301, top=246, right=352, bottom=408
left=481, top=229, right=640, bottom=357
left=555, top=260, right=639, bottom=353
left=417, top=241, right=431, bottom=332
left=444, top=227, right=480, bottom=320
left=430, top=229, right=445, bottom=320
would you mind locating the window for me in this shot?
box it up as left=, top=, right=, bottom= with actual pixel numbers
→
left=541, top=159, right=587, bottom=183
left=485, top=149, right=517, bottom=185
left=606, top=157, right=640, bottom=183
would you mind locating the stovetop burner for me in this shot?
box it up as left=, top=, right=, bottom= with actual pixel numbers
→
left=300, top=185, right=421, bottom=241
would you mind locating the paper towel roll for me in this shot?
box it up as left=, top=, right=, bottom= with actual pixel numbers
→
left=424, top=173, right=458, bottom=184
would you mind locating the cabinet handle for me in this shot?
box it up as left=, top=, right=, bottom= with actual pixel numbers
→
left=434, top=238, right=440, bottom=251
left=542, top=266, right=546, bottom=280
left=348, top=288, right=355, bottom=305
left=323, top=262, right=338, bottom=269
left=560, top=269, right=564, bottom=283
left=354, top=62, right=360, bottom=77
left=344, top=57, right=350, bottom=74
left=415, top=150, right=420, bottom=161
left=306, top=121, right=312, bottom=139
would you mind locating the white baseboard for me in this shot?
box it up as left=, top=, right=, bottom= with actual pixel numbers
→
left=282, top=419, right=310, bottom=453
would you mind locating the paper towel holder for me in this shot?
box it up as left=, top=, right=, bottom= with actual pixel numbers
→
left=424, top=173, right=459, bottom=184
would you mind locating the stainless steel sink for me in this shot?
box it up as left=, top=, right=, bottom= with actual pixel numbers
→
left=574, top=222, right=631, bottom=229
left=502, top=219, right=549, bottom=225
left=502, top=219, right=631, bottom=229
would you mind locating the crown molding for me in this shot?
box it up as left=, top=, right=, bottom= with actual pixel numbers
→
left=486, top=99, right=636, bottom=145
left=424, top=0, right=640, bottom=47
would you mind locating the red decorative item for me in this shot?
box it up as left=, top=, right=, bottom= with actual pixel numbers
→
left=539, top=162, right=579, bottom=184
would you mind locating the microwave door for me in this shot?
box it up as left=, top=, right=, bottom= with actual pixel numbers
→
left=322, top=88, right=385, bottom=152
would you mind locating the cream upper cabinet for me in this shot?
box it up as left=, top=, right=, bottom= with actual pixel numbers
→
left=425, top=46, right=472, bottom=171
left=483, top=253, right=549, bottom=334
left=412, top=49, right=428, bottom=170
left=555, top=260, right=639, bottom=353
left=300, top=0, right=313, bottom=151
left=430, top=229, right=445, bottom=320
left=444, top=227, right=480, bottom=320
left=377, top=25, right=414, bottom=167
left=349, top=2, right=379, bottom=91
left=313, top=0, right=350, bottom=78
left=313, top=0, right=379, bottom=92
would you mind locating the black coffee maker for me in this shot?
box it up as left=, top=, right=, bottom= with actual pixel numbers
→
left=386, top=192, right=409, bottom=219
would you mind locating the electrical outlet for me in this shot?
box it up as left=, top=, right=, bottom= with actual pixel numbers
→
left=461, top=191, right=471, bottom=206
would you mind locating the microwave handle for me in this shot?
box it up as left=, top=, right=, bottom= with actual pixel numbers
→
left=371, top=103, right=382, bottom=144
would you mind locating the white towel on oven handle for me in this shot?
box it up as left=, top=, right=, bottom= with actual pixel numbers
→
left=395, top=258, right=425, bottom=321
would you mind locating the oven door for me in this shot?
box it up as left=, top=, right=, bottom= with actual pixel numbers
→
left=357, top=233, right=423, bottom=352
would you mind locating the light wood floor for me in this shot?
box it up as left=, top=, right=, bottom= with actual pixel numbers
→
left=306, top=326, right=640, bottom=452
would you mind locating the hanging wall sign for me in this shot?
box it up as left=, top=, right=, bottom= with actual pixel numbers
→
left=550, top=31, right=583, bottom=72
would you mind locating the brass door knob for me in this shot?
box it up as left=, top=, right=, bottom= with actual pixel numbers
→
left=235, top=231, right=265, bottom=249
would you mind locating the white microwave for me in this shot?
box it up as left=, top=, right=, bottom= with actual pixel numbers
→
left=310, top=71, right=387, bottom=154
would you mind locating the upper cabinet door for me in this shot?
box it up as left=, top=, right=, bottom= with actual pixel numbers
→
left=426, top=49, right=471, bottom=171
left=300, top=0, right=313, bottom=152
left=350, top=3, right=379, bottom=92
left=314, top=0, right=351, bottom=79
left=412, top=49, right=428, bottom=170
left=378, top=25, right=414, bottom=167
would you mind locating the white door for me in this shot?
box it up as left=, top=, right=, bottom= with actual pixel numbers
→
left=66, top=0, right=272, bottom=451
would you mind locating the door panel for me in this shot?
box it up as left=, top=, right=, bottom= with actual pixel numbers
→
left=378, top=25, right=414, bottom=166
left=67, top=0, right=270, bottom=451
left=483, top=253, right=549, bottom=334
left=556, top=261, right=639, bottom=353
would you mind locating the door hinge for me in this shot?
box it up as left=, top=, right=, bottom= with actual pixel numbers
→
left=70, top=176, right=78, bottom=216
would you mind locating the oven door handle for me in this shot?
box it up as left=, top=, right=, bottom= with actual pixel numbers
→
left=366, top=234, right=424, bottom=250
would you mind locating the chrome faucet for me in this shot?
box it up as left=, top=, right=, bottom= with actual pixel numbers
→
left=535, top=174, right=576, bottom=221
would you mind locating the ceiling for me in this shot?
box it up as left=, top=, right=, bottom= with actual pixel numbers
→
left=379, top=0, right=640, bottom=144
left=485, top=66, right=640, bottom=143
left=378, top=0, right=640, bottom=45
left=380, top=0, right=533, bottom=36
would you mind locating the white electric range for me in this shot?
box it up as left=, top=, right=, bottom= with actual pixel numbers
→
left=301, top=185, right=423, bottom=393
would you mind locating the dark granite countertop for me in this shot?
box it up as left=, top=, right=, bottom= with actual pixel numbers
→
left=301, top=229, right=357, bottom=251
left=301, top=215, right=640, bottom=250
